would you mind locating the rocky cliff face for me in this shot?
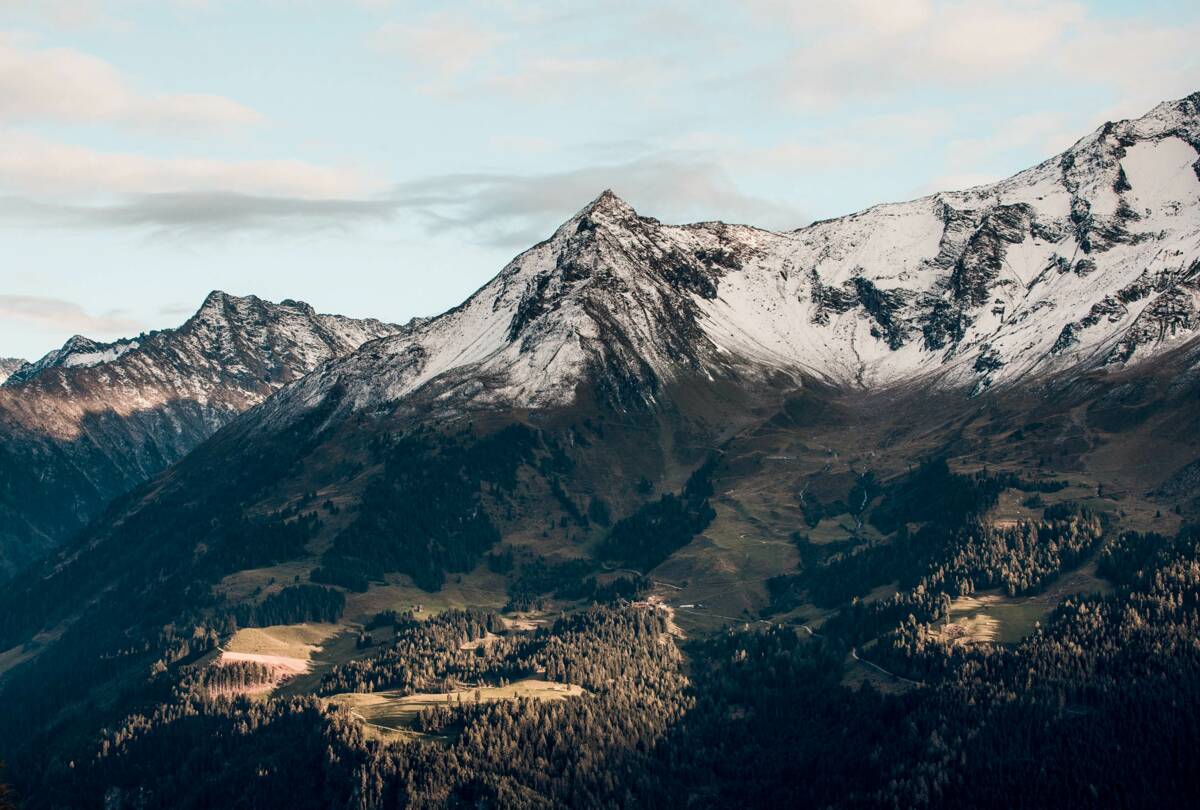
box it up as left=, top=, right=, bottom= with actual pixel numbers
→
left=0, top=292, right=399, bottom=575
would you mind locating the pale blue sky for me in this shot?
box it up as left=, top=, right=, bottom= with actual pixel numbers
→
left=1, top=0, right=1197, bottom=360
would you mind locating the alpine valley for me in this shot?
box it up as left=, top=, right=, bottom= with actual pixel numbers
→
left=3, top=93, right=1200, bottom=809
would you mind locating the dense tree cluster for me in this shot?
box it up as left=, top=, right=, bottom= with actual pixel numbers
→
left=597, top=456, right=717, bottom=570
left=49, top=606, right=689, bottom=809
left=0, top=398, right=343, bottom=794
left=850, top=523, right=1200, bottom=807
left=499, top=550, right=651, bottom=611
left=232, top=584, right=345, bottom=627
left=310, top=564, right=370, bottom=592
left=319, top=608, right=504, bottom=695
left=12, top=516, right=1200, bottom=809
left=320, top=426, right=540, bottom=591
left=185, top=660, right=276, bottom=697
left=502, top=554, right=596, bottom=611
left=925, top=510, right=1103, bottom=597
left=5, top=376, right=1200, bottom=810
left=813, top=510, right=1103, bottom=648
left=769, top=460, right=1096, bottom=613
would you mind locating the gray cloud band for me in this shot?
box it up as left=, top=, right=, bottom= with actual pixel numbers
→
left=0, top=158, right=801, bottom=245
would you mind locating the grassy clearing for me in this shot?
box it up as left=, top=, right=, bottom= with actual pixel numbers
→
left=217, top=622, right=365, bottom=697
left=324, top=678, right=587, bottom=740
left=501, top=613, right=551, bottom=632
left=653, top=494, right=797, bottom=634
left=0, top=624, right=65, bottom=679
left=936, top=560, right=1114, bottom=645
left=274, top=629, right=364, bottom=696
left=861, top=581, right=899, bottom=605
left=214, top=560, right=320, bottom=603
left=806, top=515, right=884, bottom=545
left=209, top=569, right=514, bottom=699
left=224, top=623, right=343, bottom=658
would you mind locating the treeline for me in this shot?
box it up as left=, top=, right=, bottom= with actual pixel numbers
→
left=815, top=510, right=1104, bottom=646
left=24, top=523, right=1200, bottom=810
left=232, top=585, right=345, bottom=628
left=650, top=524, right=1200, bottom=809
left=855, top=523, right=1200, bottom=807
left=497, top=549, right=652, bottom=611
left=925, top=509, right=1103, bottom=597
left=318, top=608, right=504, bottom=695
left=187, top=661, right=276, bottom=697
left=499, top=553, right=595, bottom=611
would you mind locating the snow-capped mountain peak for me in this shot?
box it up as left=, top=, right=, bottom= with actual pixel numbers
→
left=4, top=335, right=141, bottom=385
left=572, top=188, right=640, bottom=226
left=259, top=93, right=1200, bottom=429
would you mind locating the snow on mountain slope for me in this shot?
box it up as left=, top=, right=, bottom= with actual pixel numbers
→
left=255, top=93, right=1200, bottom=429
left=703, top=94, right=1200, bottom=389
left=0, top=292, right=400, bottom=575
left=5, top=336, right=140, bottom=386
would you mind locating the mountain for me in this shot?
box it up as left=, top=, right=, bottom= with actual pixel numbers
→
left=0, top=358, right=24, bottom=385
left=248, top=93, right=1199, bottom=437
left=0, top=292, right=400, bottom=575
left=2, top=93, right=1200, bottom=808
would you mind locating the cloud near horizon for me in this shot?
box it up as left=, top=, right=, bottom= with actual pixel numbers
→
left=0, top=294, right=142, bottom=343
left=0, top=131, right=379, bottom=199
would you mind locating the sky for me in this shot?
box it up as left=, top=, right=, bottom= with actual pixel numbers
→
left=0, top=0, right=1198, bottom=360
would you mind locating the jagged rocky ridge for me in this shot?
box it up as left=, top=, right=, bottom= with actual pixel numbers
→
left=0, top=292, right=399, bottom=575
left=253, top=93, right=1200, bottom=432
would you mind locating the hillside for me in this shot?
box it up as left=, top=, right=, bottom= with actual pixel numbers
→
left=0, top=292, right=400, bottom=575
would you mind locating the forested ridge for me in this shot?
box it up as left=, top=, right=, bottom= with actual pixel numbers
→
left=2, top=412, right=1200, bottom=808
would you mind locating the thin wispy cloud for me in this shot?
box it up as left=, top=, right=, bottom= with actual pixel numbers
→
left=0, top=191, right=400, bottom=236
left=391, top=157, right=804, bottom=247
left=369, top=5, right=684, bottom=102
left=753, top=0, right=1199, bottom=117
left=0, top=0, right=126, bottom=30
left=0, top=156, right=801, bottom=242
left=0, top=132, right=378, bottom=198
left=371, top=12, right=507, bottom=77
